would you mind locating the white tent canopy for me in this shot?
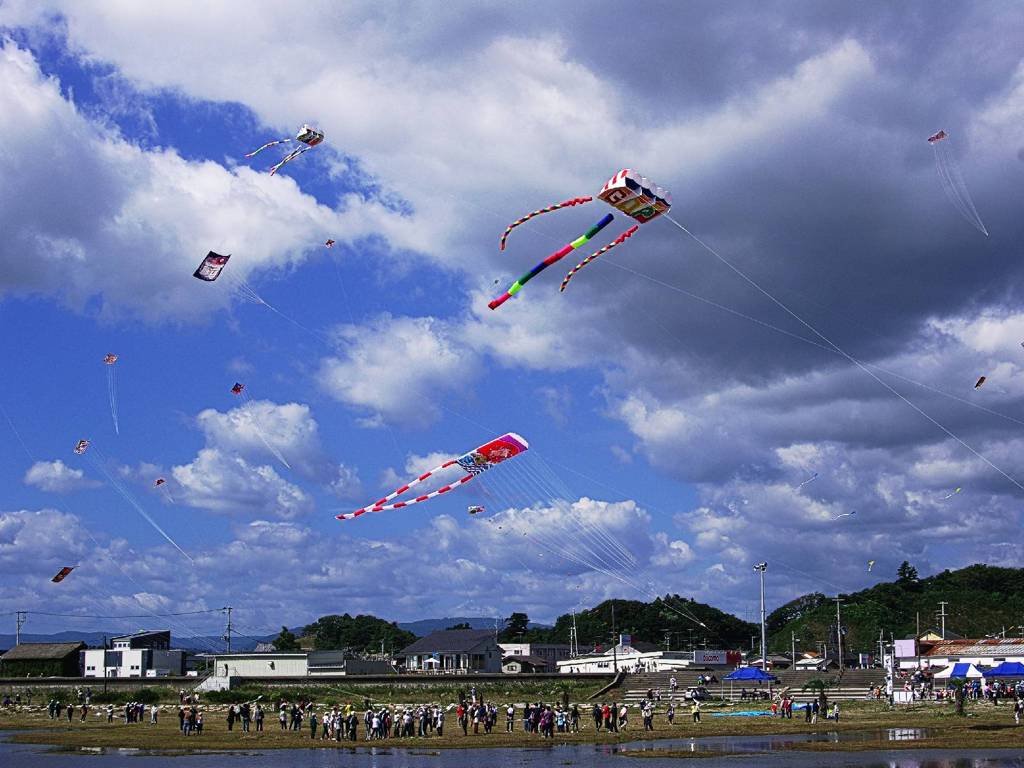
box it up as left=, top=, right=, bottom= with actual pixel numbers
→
left=933, top=662, right=985, bottom=679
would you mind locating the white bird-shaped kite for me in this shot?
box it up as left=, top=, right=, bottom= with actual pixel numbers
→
left=833, top=510, right=857, bottom=520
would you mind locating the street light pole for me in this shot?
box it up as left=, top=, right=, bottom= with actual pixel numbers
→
left=791, top=632, right=799, bottom=668
left=754, top=563, right=768, bottom=671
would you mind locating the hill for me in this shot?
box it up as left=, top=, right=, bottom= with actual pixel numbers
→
left=766, top=563, right=1024, bottom=656
left=533, top=595, right=757, bottom=651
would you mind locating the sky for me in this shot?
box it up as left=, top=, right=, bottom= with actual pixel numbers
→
left=1, top=1, right=1024, bottom=649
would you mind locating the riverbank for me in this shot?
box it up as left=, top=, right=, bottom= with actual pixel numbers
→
left=2, top=700, right=1022, bottom=753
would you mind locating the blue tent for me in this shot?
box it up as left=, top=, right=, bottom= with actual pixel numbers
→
left=724, top=667, right=778, bottom=682
left=985, top=661, right=1024, bottom=678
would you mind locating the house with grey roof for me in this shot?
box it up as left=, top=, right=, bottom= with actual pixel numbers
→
left=395, top=629, right=502, bottom=673
left=0, top=642, right=86, bottom=677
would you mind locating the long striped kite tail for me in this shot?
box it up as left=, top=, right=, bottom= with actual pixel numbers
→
left=269, top=146, right=312, bottom=176
left=499, top=197, right=592, bottom=251
left=560, top=225, right=639, bottom=292
left=244, top=138, right=290, bottom=159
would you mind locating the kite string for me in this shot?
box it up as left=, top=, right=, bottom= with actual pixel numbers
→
left=86, top=445, right=195, bottom=563
left=0, top=406, right=220, bottom=650
left=663, top=213, right=1024, bottom=494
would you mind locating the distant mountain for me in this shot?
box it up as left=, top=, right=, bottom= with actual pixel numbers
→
left=397, top=617, right=550, bottom=636
left=0, top=630, right=278, bottom=653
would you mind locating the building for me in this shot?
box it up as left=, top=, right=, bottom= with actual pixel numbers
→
left=502, top=655, right=549, bottom=673
left=82, top=630, right=185, bottom=678
left=499, top=643, right=570, bottom=669
left=556, top=635, right=696, bottom=674
left=112, top=630, right=170, bottom=650
left=396, top=629, right=502, bottom=673
left=0, top=642, right=86, bottom=677
left=918, top=638, right=1024, bottom=670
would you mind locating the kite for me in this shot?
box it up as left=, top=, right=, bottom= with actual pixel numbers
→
left=73, top=439, right=90, bottom=455
left=231, top=382, right=245, bottom=395
left=928, top=129, right=988, bottom=236
left=974, top=376, right=987, bottom=389
left=245, top=124, right=324, bottom=176
left=468, top=505, right=485, bottom=515
left=104, top=353, right=119, bottom=435
left=797, top=471, right=819, bottom=489
left=228, top=383, right=290, bottom=470
left=867, top=560, right=875, bottom=572
left=325, top=239, right=335, bottom=248
left=193, top=252, right=231, bottom=282
left=154, top=478, right=166, bottom=487
left=832, top=510, right=856, bottom=520
left=489, top=215, right=613, bottom=309
left=155, top=477, right=175, bottom=503
left=491, top=169, right=671, bottom=307
left=339, top=433, right=529, bottom=520
left=940, top=486, right=963, bottom=500
left=51, top=566, right=76, bottom=583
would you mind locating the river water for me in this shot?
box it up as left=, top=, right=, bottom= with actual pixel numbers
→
left=2, top=730, right=1023, bottom=767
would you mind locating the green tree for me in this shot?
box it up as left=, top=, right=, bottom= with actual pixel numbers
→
left=446, top=622, right=472, bottom=630
left=801, top=676, right=835, bottom=713
left=897, top=561, right=919, bottom=583
left=303, top=614, right=416, bottom=654
left=272, top=626, right=301, bottom=652
left=503, top=613, right=530, bottom=638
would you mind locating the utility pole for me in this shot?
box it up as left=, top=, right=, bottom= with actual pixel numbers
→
left=791, top=631, right=799, bottom=668
left=835, top=597, right=844, bottom=671
left=222, top=607, right=233, bottom=654
left=569, top=610, right=579, bottom=658
left=753, top=563, right=768, bottom=670
left=937, top=602, right=949, bottom=640
left=611, top=602, right=618, bottom=674
left=15, top=611, right=26, bottom=646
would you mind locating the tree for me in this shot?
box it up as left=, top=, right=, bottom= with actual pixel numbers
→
left=303, top=614, right=415, bottom=653
left=505, top=613, right=530, bottom=637
left=949, top=678, right=968, bottom=717
left=897, top=561, right=919, bottom=583
left=272, top=626, right=301, bottom=652
left=801, top=676, right=835, bottom=713
left=446, top=622, right=472, bottom=630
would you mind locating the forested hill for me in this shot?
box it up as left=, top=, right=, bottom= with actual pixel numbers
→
left=527, top=596, right=757, bottom=651
left=766, top=564, right=1024, bottom=655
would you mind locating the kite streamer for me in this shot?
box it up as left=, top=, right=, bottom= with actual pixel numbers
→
left=339, top=433, right=529, bottom=520
left=560, top=225, right=639, bottom=292
left=490, top=214, right=614, bottom=309
left=499, top=197, right=593, bottom=251
left=269, top=146, right=313, bottom=176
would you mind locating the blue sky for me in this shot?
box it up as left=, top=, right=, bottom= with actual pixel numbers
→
left=2, top=1, right=1024, bottom=646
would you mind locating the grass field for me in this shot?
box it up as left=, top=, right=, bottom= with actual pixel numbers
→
left=1, top=699, right=1023, bottom=754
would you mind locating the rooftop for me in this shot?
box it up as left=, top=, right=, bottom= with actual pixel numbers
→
left=1, top=642, right=86, bottom=660
left=924, top=638, right=1024, bottom=657
left=399, top=629, right=496, bottom=655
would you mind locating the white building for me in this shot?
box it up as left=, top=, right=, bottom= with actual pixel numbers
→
left=556, top=635, right=695, bottom=674
left=82, top=630, right=184, bottom=678
left=911, top=638, right=1024, bottom=670
left=499, top=643, right=571, bottom=669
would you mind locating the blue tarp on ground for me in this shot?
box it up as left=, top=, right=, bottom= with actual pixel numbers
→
left=723, top=667, right=778, bottom=682
left=985, top=661, right=1024, bottom=677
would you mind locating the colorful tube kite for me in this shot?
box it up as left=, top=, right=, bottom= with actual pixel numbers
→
left=492, top=169, right=671, bottom=306
left=246, top=124, right=324, bottom=176
left=339, top=433, right=529, bottom=520
left=490, top=215, right=613, bottom=309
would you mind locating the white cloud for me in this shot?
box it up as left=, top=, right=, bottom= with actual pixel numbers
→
left=0, top=40, right=415, bottom=322
left=171, top=448, right=313, bottom=519
left=319, top=314, right=475, bottom=428
left=23, top=459, right=99, bottom=493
